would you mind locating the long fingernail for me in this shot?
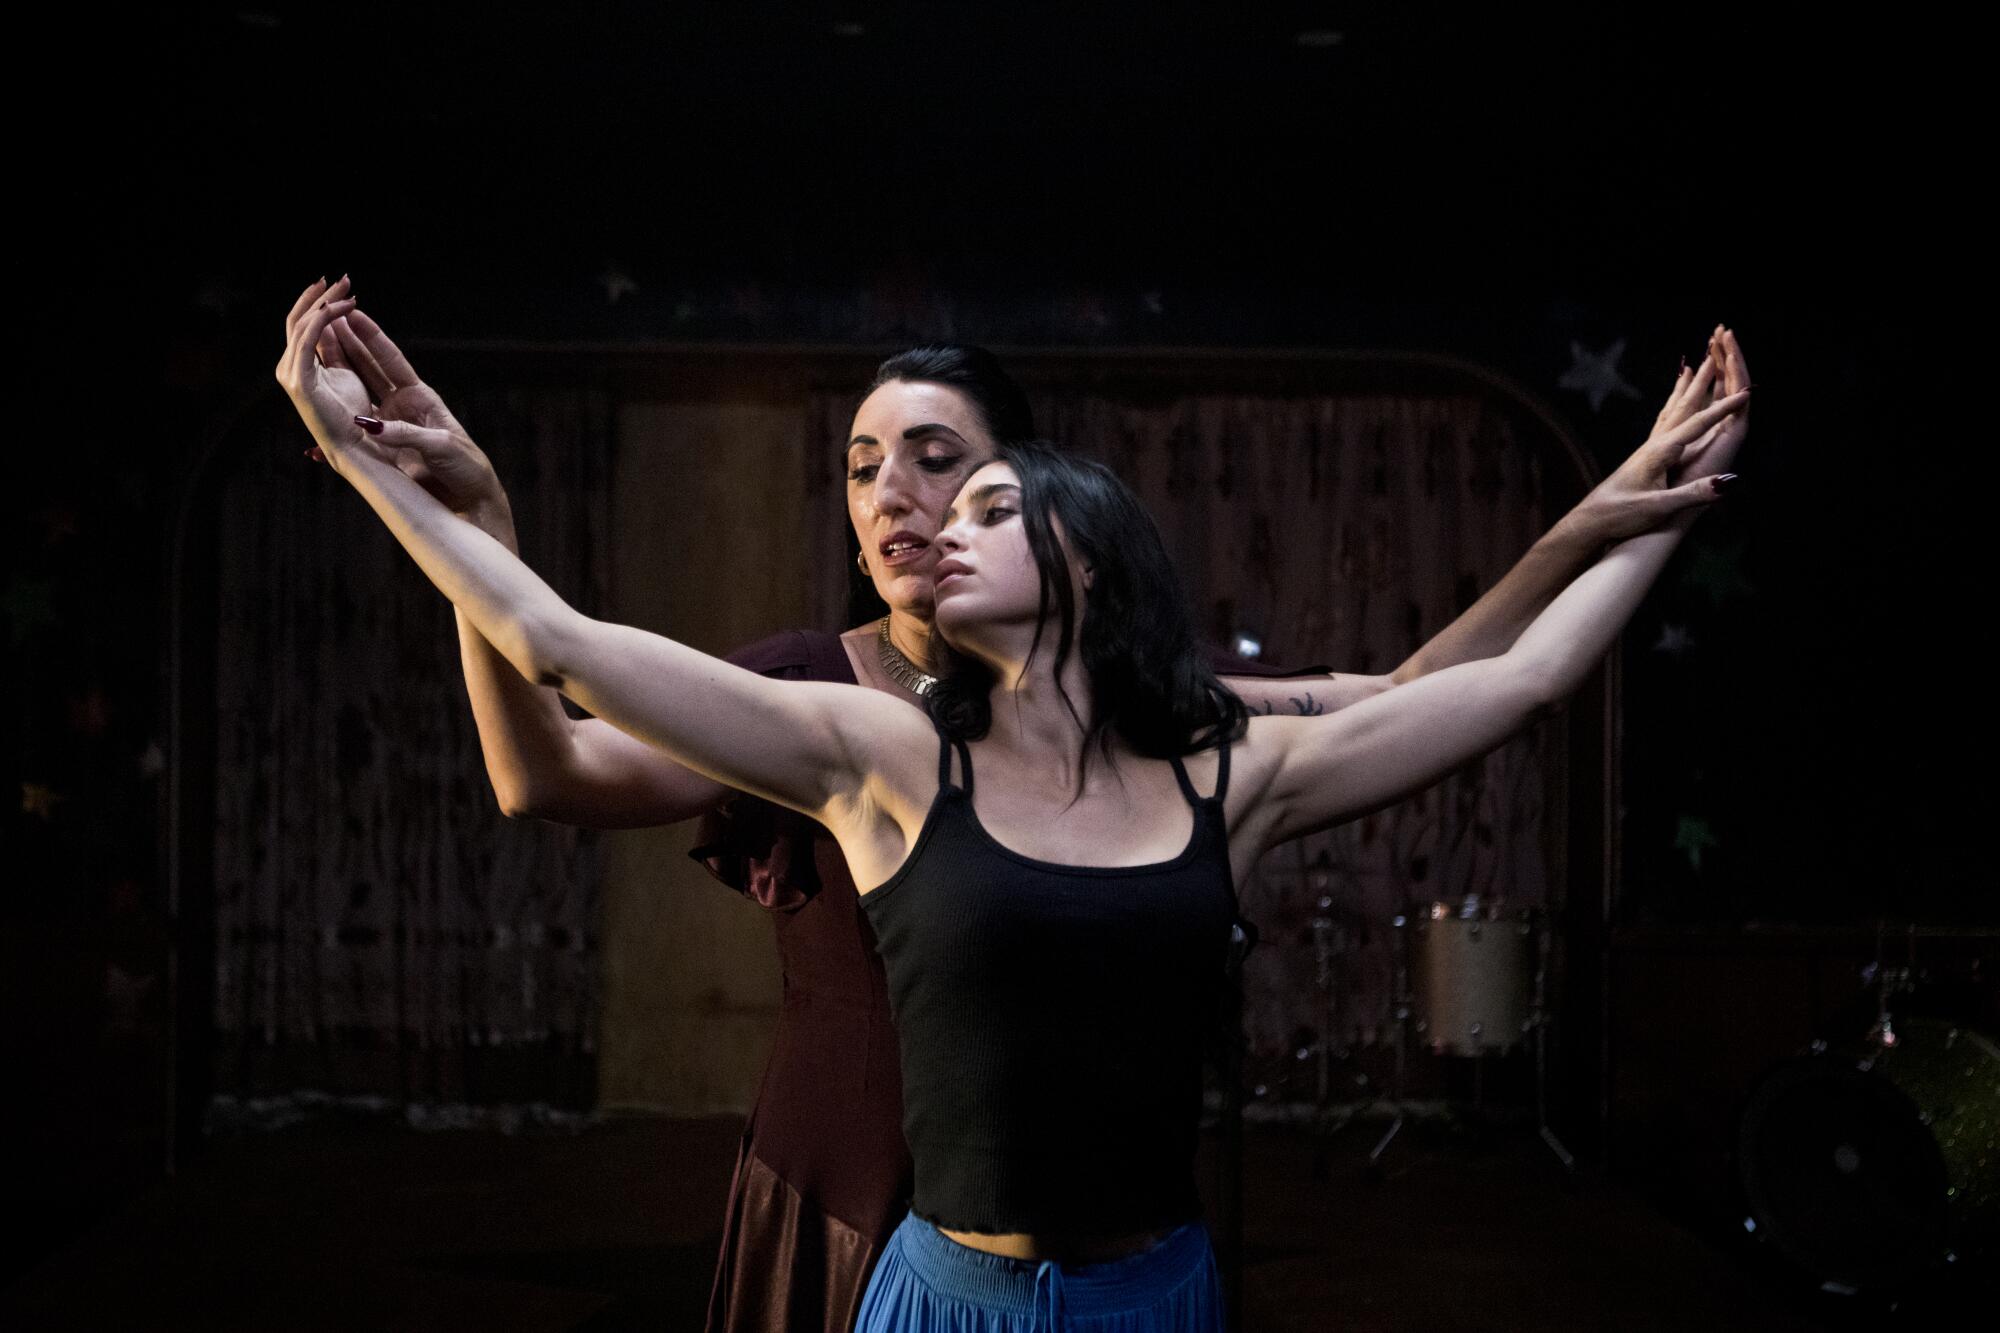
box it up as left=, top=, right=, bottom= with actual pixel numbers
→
left=1710, top=473, right=1739, bottom=494
left=1678, top=354, right=1687, bottom=374
left=355, top=415, right=383, bottom=434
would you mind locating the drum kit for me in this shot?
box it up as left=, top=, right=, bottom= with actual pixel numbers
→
left=1246, top=857, right=1573, bottom=1176
left=1248, top=856, right=1984, bottom=1288
left=1365, top=893, right=1574, bottom=1174
left=1736, top=928, right=1999, bottom=1300
left=1250, top=866, right=1997, bottom=1298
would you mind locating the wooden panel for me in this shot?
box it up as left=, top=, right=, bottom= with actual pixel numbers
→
left=596, top=399, right=810, bottom=1114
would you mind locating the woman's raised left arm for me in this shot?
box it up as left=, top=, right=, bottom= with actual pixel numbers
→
left=1223, top=326, right=1751, bottom=718
left=1234, top=382, right=1749, bottom=860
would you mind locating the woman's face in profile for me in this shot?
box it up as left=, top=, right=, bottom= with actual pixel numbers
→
left=845, top=380, right=998, bottom=617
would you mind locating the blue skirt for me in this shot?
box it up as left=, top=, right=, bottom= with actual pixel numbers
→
left=854, top=1211, right=1224, bottom=1331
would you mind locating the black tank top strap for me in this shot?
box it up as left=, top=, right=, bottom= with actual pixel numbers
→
left=934, top=724, right=974, bottom=796
left=1168, top=734, right=1232, bottom=807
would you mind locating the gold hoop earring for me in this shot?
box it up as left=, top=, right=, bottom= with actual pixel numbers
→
left=856, top=551, right=870, bottom=576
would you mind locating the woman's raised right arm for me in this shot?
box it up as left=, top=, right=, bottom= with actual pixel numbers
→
left=307, top=291, right=743, bottom=828
left=455, top=608, right=739, bottom=828
left=278, top=279, right=928, bottom=826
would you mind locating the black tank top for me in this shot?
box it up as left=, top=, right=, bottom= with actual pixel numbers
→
left=860, top=725, right=1238, bottom=1236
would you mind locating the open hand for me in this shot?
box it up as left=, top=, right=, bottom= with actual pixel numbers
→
left=275, top=276, right=371, bottom=460
left=310, top=303, right=518, bottom=547
left=1665, top=325, right=1751, bottom=482
left=1569, top=324, right=1751, bottom=544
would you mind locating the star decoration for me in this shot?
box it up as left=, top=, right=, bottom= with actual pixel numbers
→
left=1558, top=338, right=1644, bottom=413
left=598, top=266, right=639, bottom=305
left=1652, top=623, right=1695, bottom=657
left=1673, top=815, right=1719, bottom=872
left=22, top=781, right=62, bottom=820
left=3, top=576, right=58, bottom=647
left=1683, top=531, right=1755, bottom=608
left=727, top=284, right=770, bottom=321
left=66, top=687, right=112, bottom=737
left=36, top=504, right=81, bottom=545
left=191, top=277, right=250, bottom=318
left=1061, top=292, right=1113, bottom=333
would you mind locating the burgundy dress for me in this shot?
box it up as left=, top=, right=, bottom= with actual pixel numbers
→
left=688, top=629, right=1324, bottom=1332
left=691, top=630, right=908, bottom=1333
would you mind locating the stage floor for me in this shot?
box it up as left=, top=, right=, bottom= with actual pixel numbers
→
left=0, top=1113, right=1920, bottom=1329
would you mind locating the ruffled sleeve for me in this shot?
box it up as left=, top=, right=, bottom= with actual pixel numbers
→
left=686, top=630, right=855, bottom=912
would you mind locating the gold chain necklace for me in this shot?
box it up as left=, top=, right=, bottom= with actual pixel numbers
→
left=876, top=616, right=939, bottom=696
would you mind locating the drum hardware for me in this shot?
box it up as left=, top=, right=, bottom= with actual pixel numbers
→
left=1737, top=924, right=1999, bottom=1297
left=1371, top=895, right=1573, bottom=1175
left=1738, top=1016, right=1998, bottom=1297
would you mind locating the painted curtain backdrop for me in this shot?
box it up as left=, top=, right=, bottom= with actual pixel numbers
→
left=209, top=386, right=612, bottom=1108
left=809, top=387, right=1568, bottom=1091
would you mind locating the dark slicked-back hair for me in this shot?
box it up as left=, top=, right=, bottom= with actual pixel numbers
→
left=867, top=345, right=1036, bottom=446
left=927, top=440, right=1247, bottom=794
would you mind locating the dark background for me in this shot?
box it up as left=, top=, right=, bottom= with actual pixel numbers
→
left=5, top=0, right=1986, bottom=1311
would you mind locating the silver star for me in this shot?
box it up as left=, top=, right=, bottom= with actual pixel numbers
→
left=598, top=266, right=639, bottom=305
left=1558, top=338, right=1644, bottom=413
left=1684, top=532, right=1755, bottom=608
left=1673, top=814, right=1719, bottom=873
left=1652, top=623, right=1694, bottom=656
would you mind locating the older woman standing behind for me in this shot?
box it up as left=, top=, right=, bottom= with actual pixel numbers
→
left=287, top=276, right=1748, bottom=1330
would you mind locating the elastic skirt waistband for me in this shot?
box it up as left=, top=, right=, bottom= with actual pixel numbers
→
left=886, top=1211, right=1215, bottom=1317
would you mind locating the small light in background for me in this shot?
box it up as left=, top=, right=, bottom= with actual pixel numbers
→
left=1232, top=634, right=1262, bottom=659
left=1294, top=29, right=1343, bottom=49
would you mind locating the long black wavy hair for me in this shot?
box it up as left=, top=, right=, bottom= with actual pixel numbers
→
left=927, top=440, right=1248, bottom=788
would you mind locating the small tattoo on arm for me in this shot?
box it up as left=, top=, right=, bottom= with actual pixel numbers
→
left=1246, top=691, right=1323, bottom=717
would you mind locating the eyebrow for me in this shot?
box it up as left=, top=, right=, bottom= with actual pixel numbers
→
left=845, top=422, right=970, bottom=452
left=940, top=481, right=1020, bottom=527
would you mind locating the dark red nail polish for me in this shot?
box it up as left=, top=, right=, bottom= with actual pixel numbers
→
left=1678, top=354, right=1687, bottom=374
left=355, top=415, right=383, bottom=434
left=1711, top=473, right=1739, bottom=494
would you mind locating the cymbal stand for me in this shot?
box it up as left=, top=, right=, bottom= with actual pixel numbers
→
left=1368, top=910, right=1413, bottom=1171
left=1530, top=917, right=1575, bottom=1173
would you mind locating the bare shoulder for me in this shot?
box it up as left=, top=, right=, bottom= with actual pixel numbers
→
left=820, top=678, right=939, bottom=805
left=1211, top=715, right=1314, bottom=829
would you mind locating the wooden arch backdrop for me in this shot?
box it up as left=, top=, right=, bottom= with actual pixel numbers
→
left=171, top=345, right=1610, bottom=1159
